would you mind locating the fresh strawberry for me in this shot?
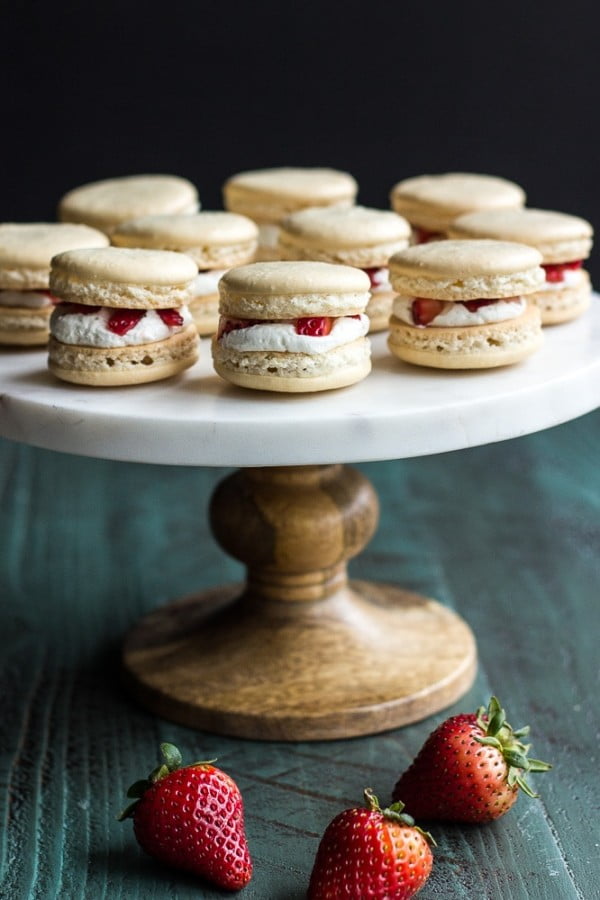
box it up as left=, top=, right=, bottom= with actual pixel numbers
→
left=308, top=788, right=435, bottom=899
left=411, top=298, right=445, bottom=326
left=542, top=260, right=583, bottom=282
left=217, top=316, right=260, bottom=339
left=295, top=316, right=334, bottom=336
left=392, top=696, right=551, bottom=823
left=108, top=309, right=145, bottom=335
left=118, top=742, right=252, bottom=891
left=157, top=308, right=184, bottom=327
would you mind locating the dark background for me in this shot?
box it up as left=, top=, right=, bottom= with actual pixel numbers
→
left=3, top=1, right=598, bottom=276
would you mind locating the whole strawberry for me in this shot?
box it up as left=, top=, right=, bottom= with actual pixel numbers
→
left=308, top=788, right=435, bottom=899
left=118, top=742, right=252, bottom=891
left=392, top=696, right=552, bottom=823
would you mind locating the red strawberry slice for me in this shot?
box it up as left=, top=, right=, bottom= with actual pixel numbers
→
left=217, top=316, right=260, bottom=339
left=411, top=298, right=445, bottom=326
left=462, top=298, right=502, bottom=312
left=295, top=316, right=334, bottom=336
left=414, top=227, right=442, bottom=244
left=542, top=260, right=583, bottom=283
left=363, top=267, right=385, bottom=290
left=157, top=308, right=184, bottom=327
left=107, top=309, right=145, bottom=335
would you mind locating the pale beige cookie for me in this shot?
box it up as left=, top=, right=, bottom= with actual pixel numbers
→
left=0, top=306, right=53, bottom=345
left=0, top=222, right=109, bottom=290
left=218, top=260, right=370, bottom=318
left=390, top=173, right=526, bottom=233
left=48, top=323, right=199, bottom=386
left=388, top=304, right=543, bottom=369
left=365, top=291, right=395, bottom=332
left=212, top=336, right=371, bottom=392
left=189, top=294, right=219, bottom=335
left=527, top=271, right=592, bottom=324
left=50, top=246, right=198, bottom=309
left=389, top=240, right=545, bottom=300
left=112, top=212, right=258, bottom=269
left=58, top=175, right=199, bottom=234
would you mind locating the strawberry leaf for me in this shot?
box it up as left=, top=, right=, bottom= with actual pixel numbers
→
left=160, top=743, right=183, bottom=770
left=127, top=779, right=150, bottom=798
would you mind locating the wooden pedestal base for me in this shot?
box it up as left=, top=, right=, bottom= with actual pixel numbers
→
left=122, top=465, right=477, bottom=741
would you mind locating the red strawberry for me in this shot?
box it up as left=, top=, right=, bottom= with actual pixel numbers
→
left=217, top=316, right=260, bottom=339
left=411, top=298, right=445, bottom=326
left=118, top=742, right=252, bottom=891
left=308, top=788, right=435, bottom=899
left=542, top=260, right=583, bottom=282
left=295, top=316, right=334, bottom=336
left=108, top=308, right=145, bottom=335
left=157, top=308, right=184, bottom=327
left=392, top=697, right=551, bottom=823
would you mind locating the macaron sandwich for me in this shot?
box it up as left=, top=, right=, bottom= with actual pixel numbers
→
left=111, top=212, right=259, bottom=335
left=48, top=246, right=200, bottom=385
left=277, top=206, right=411, bottom=332
left=58, top=174, right=199, bottom=236
left=449, top=208, right=594, bottom=324
left=0, top=222, right=108, bottom=345
left=212, top=260, right=371, bottom=392
left=390, top=172, right=526, bottom=244
left=223, top=167, right=358, bottom=261
left=387, top=239, right=545, bottom=369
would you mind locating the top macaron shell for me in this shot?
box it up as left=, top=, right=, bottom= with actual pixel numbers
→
left=390, top=173, right=526, bottom=232
left=58, top=175, right=200, bottom=234
left=448, top=208, right=594, bottom=264
left=223, top=168, right=358, bottom=222
left=111, top=212, right=259, bottom=269
left=218, top=260, right=371, bottom=318
left=389, top=239, right=545, bottom=300
left=0, top=223, right=109, bottom=290
left=50, top=246, right=198, bottom=309
left=278, top=206, right=411, bottom=267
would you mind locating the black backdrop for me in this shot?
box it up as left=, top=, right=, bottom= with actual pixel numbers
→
left=3, top=1, right=598, bottom=277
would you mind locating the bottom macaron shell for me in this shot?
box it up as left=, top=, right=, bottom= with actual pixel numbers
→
left=189, top=292, right=219, bottom=335
left=0, top=306, right=52, bottom=345
left=48, top=323, right=199, bottom=386
left=388, top=304, right=543, bottom=369
left=365, top=290, right=395, bottom=333
left=528, top=271, right=591, bottom=325
left=212, top=337, right=371, bottom=392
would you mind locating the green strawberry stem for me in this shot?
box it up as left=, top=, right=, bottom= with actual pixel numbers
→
left=364, top=789, right=436, bottom=846
left=474, top=697, right=552, bottom=798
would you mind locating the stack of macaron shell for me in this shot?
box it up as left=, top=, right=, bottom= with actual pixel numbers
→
left=58, top=174, right=199, bottom=236
left=223, top=167, right=358, bottom=261
left=390, top=173, right=526, bottom=244
left=212, top=261, right=371, bottom=392
left=387, top=240, right=545, bottom=369
left=448, top=208, right=594, bottom=324
left=48, top=247, right=200, bottom=386
left=0, top=223, right=109, bottom=346
left=111, top=213, right=259, bottom=335
left=277, top=206, right=411, bottom=332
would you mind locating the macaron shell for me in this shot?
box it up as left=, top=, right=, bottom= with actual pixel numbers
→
left=279, top=205, right=410, bottom=256
left=528, top=270, right=592, bottom=324
left=0, top=223, right=109, bottom=290
left=223, top=167, right=357, bottom=222
left=389, top=240, right=545, bottom=300
left=189, top=293, right=219, bottom=335
left=48, top=323, right=199, bottom=386
left=0, top=305, right=53, bottom=345
left=388, top=304, right=542, bottom=369
left=58, top=175, right=199, bottom=233
left=365, top=291, right=395, bottom=333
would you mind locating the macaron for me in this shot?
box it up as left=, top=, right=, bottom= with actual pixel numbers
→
left=223, top=167, right=358, bottom=261
left=48, top=247, right=200, bottom=386
left=0, top=222, right=109, bottom=346
left=448, top=208, right=594, bottom=324
left=212, top=261, right=371, bottom=392
left=58, top=174, right=199, bottom=235
left=390, top=173, right=526, bottom=243
left=278, top=206, right=411, bottom=332
left=387, top=240, right=545, bottom=369
left=111, top=212, right=259, bottom=335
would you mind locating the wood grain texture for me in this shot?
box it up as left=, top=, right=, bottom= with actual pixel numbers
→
left=1, top=412, right=599, bottom=898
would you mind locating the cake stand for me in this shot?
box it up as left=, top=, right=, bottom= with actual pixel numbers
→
left=2, top=305, right=600, bottom=741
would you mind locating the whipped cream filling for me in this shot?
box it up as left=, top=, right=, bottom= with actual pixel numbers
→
left=542, top=268, right=585, bottom=291
left=393, top=295, right=527, bottom=327
left=50, top=305, right=193, bottom=348
left=367, top=267, right=393, bottom=294
left=191, top=269, right=228, bottom=297
left=218, top=314, right=369, bottom=353
left=257, top=223, right=280, bottom=248
left=0, top=289, right=53, bottom=309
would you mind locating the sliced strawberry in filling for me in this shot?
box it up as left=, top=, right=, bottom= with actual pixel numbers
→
left=295, top=316, right=333, bottom=336
left=107, top=309, right=145, bottom=335
left=362, top=267, right=386, bottom=290
left=414, top=227, right=443, bottom=244
left=217, top=316, right=261, bottom=339
left=157, top=308, right=184, bottom=327
left=542, top=260, right=583, bottom=283
left=411, top=298, right=445, bottom=326
left=462, top=298, right=501, bottom=312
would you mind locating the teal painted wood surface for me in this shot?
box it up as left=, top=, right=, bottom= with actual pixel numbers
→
left=1, top=413, right=598, bottom=899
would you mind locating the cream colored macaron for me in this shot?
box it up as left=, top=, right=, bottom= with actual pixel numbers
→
left=0, top=222, right=109, bottom=346
left=58, top=175, right=199, bottom=235
left=112, top=212, right=259, bottom=335
left=449, top=208, right=594, bottom=324
left=390, top=173, right=526, bottom=243
left=278, top=206, right=411, bottom=332
left=223, top=167, right=358, bottom=261
left=212, top=260, right=371, bottom=392
left=387, top=239, right=545, bottom=369
left=48, top=246, right=199, bottom=386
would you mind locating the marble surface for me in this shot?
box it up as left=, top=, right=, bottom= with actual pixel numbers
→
left=1, top=302, right=600, bottom=466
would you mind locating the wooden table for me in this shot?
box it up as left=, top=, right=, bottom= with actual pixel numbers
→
left=0, top=406, right=598, bottom=897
